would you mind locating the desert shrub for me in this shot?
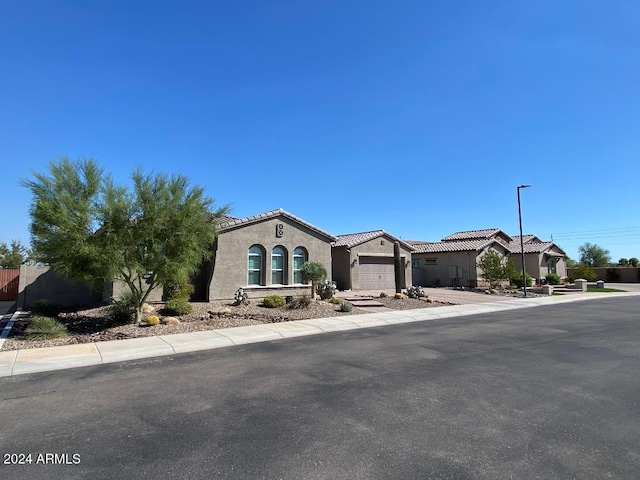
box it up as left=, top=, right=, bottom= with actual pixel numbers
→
left=144, top=315, right=160, bottom=326
left=339, top=301, right=353, bottom=312
left=315, top=280, right=336, bottom=300
left=162, top=277, right=194, bottom=301
left=406, top=285, right=425, bottom=299
left=31, top=300, right=61, bottom=317
left=329, top=297, right=342, bottom=305
left=26, top=316, right=68, bottom=340
left=234, top=287, right=249, bottom=306
left=573, top=263, right=596, bottom=281
left=545, top=273, right=561, bottom=285
left=263, top=295, right=286, bottom=308
left=288, top=294, right=312, bottom=310
left=108, top=292, right=137, bottom=325
left=379, top=292, right=388, bottom=298
left=163, top=299, right=193, bottom=316
left=510, top=271, right=533, bottom=288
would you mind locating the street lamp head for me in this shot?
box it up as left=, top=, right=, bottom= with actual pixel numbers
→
left=518, top=184, right=531, bottom=189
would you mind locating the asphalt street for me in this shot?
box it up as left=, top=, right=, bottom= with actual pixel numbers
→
left=1, top=297, right=638, bottom=480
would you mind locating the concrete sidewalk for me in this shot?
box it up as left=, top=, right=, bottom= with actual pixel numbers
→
left=0, top=292, right=637, bottom=377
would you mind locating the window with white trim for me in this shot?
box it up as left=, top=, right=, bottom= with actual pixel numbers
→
left=271, top=246, right=286, bottom=284
left=248, top=245, right=264, bottom=285
left=293, top=247, right=307, bottom=283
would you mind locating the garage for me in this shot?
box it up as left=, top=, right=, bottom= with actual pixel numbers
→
left=358, top=256, right=396, bottom=290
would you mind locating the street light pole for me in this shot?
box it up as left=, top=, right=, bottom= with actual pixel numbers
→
left=517, top=185, right=531, bottom=297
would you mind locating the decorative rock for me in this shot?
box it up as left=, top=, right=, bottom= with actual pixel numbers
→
left=162, top=316, right=181, bottom=326
left=208, top=307, right=232, bottom=316
left=142, top=303, right=155, bottom=313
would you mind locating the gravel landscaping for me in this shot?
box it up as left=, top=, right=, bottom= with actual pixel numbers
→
left=1, top=296, right=445, bottom=351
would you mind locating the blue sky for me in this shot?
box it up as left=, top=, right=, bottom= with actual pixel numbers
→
left=1, top=0, right=639, bottom=262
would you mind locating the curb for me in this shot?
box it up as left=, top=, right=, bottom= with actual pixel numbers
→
left=0, top=292, right=638, bottom=377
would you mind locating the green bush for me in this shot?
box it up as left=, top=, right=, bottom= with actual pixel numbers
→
left=339, top=301, right=353, bottom=312
left=162, top=278, right=194, bottom=301
left=510, top=271, right=533, bottom=288
left=262, top=295, right=286, bottom=308
left=545, top=273, right=561, bottom=285
left=26, top=316, right=68, bottom=340
left=328, top=297, right=342, bottom=305
left=163, top=298, right=193, bottom=316
left=30, top=300, right=61, bottom=317
left=573, top=263, right=596, bottom=281
left=288, top=294, right=312, bottom=310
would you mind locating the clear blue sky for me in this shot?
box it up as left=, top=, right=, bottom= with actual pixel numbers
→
left=1, top=1, right=639, bottom=262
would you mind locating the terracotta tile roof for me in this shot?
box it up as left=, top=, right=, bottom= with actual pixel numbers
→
left=511, top=234, right=539, bottom=244
left=334, top=230, right=415, bottom=251
left=508, top=241, right=566, bottom=255
left=442, top=228, right=505, bottom=242
left=410, top=239, right=496, bottom=253
left=218, top=208, right=336, bottom=241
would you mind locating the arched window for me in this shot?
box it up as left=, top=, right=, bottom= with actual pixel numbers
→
left=248, top=245, right=264, bottom=285
left=293, top=247, right=307, bottom=284
left=271, top=246, right=286, bottom=284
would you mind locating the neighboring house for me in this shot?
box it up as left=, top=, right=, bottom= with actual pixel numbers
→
left=409, top=230, right=511, bottom=288
left=331, top=230, right=413, bottom=291
left=508, top=236, right=567, bottom=281
left=195, top=209, right=336, bottom=301
left=409, top=228, right=568, bottom=288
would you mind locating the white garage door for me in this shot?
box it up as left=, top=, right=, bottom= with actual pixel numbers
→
left=358, top=257, right=395, bottom=290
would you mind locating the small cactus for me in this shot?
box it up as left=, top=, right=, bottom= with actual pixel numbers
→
left=145, top=315, right=160, bottom=326
left=339, top=301, right=353, bottom=312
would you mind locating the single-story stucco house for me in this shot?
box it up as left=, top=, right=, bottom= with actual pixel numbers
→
left=409, top=229, right=512, bottom=288
left=508, top=235, right=567, bottom=281
left=408, top=228, right=567, bottom=288
left=331, top=230, right=414, bottom=291
left=193, top=208, right=336, bottom=301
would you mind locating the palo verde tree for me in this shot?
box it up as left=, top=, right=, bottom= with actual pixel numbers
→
left=477, top=250, right=515, bottom=289
left=22, top=157, right=228, bottom=324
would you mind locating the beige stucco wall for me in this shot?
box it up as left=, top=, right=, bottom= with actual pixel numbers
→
left=510, top=248, right=567, bottom=283
left=412, top=251, right=478, bottom=287
left=17, top=265, right=104, bottom=308
left=208, top=215, right=333, bottom=300
left=566, top=267, right=639, bottom=283
left=412, top=245, right=509, bottom=288
left=333, top=236, right=412, bottom=291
